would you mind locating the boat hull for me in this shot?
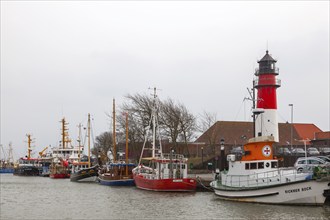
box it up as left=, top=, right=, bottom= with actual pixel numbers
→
left=211, top=180, right=329, bottom=206
left=50, top=173, right=70, bottom=179
left=70, top=166, right=98, bottom=182
left=13, top=166, right=40, bottom=176
left=98, top=176, right=135, bottom=186
left=134, top=174, right=196, bottom=191
left=0, top=168, right=14, bottom=173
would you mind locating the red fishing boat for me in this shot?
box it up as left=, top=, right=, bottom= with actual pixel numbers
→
left=49, top=157, right=70, bottom=179
left=50, top=117, right=79, bottom=179
left=132, top=88, right=196, bottom=191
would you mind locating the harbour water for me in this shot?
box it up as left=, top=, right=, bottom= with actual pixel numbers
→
left=1, top=174, right=330, bottom=219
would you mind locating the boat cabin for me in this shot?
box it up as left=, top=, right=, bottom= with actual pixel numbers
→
left=17, top=158, right=40, bottom=167
left=220, top=136, right=309, bottom=188
left=52, top=147, right=84, bottom=163
left=141, top=153, right=189, bottom=180
left=99, top=162, right=135, bottom=180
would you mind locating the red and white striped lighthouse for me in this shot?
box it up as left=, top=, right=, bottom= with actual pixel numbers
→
left=254, top=50, right=281, bottom=142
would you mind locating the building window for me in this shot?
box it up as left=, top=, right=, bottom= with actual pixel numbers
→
left=258, top=162, right=264, bottom=169
left=245, top=163, right=250, bottom=170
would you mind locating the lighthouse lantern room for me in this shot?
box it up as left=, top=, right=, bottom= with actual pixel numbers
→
left=254, top=50, right=281, bottom=142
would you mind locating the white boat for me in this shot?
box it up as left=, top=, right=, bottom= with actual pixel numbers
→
left=51, top=117, right=84, bottom=163
left=211, top=136, right=330, bottom=205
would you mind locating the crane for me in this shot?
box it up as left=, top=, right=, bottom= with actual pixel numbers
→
left=39, top=146, right=48, bottom=157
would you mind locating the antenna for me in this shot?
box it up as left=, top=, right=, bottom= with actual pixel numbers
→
left=148, top=87, right=162, bottom=98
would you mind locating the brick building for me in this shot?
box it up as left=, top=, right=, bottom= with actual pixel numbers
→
left=192, top=121, right=324, bottom=157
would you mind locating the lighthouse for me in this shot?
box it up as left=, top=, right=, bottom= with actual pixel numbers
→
left=254, top=50, right=281, bottom=142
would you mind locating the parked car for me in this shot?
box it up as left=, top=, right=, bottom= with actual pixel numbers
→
left=277, top=147, right=291, bottom=155
left=291, top=148, right=306, bottom=156
left=294, top=157, right=329, bottom=172
left=320, top=147, right=330, bottom=155
left=307, top=147, right=320, bottom=156
left=315, top=156, right=330, bottom=163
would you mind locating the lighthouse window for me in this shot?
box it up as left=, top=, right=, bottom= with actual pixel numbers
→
left=250, top=163, right=257, bottom=170
left=258, top=162, right=264, bottom=169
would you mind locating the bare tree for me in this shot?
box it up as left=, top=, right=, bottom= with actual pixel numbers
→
left=105, top=92, right=197, bottom=157
left=120, top=93, right=154, bottom=142
left=159, top=98, right=181, bottom=151
left=91, top=131, right=112, bottom=164
left=178, top=103, right=196, bottom=156
left=198, top=111, right=218, bottom=154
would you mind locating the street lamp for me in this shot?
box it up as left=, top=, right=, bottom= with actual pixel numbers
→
left=296, top=139, right=309, bottom=168
left=201, top=146, right=204, bottom=169
left=289, top=104, right=293, bottom=151
left=220, top=139, right=225, bottom=171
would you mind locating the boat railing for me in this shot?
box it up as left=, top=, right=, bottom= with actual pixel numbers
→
left=156, top=153, right=185, bottom=161
left=222, top=168, right=309, bottom=188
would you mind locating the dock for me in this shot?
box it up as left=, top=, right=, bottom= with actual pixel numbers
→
left=189, top=171, right=214, bottom=191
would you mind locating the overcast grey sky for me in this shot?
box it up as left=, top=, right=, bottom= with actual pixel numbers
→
left=1, top=1, right=329, bottom=159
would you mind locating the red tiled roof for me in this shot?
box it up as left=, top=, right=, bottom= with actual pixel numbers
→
left=315, top=131, right=330, bottom=140
left=196, top=121, right=322, bottom=146
left=293, top=124, right=322, bottom=140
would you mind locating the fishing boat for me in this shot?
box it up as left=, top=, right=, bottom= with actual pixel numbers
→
left=70, top=162, right=99, bottom=182
left=0, top=143, right=14, bottom=174
left=36, top=146, right=53, bottom=177
left=50, top=117, right=81, bottom=179
left=13, top=135, right=41, bottom=176
left=70, top=114, right=99, bottom=182
left=98, top=153, right=136, bottom=186
left=210, top=51, right=330, bottom=205
left=98, top=99, right=135, bottom=186
left=132, top=88, right=197, bottom=191
left=49, top=156, right=70, bottom=178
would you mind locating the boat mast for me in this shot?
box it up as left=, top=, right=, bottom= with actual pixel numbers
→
left=8, top=142, right=14, bottom=164
left=26, top=134, right=32, bottom=159
left=77, top=123, right=82, bottom=162
left=252, top=80, right=256, bottom=138
left=61, top=118, right=70, bottom=149
left=88, top=113, right=91, bottom=168
left=246, top=80, right=257, bottom=138
left=62, top=118, right=66, bottom=149
left=125, top=112, right=129, bottom=176
left=113, top=99, right=116, bottom=162
left=152, top=87, right=157, bottom=158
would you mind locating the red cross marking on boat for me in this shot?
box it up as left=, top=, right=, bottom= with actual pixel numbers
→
left=262, top=145, right=271, bottom=157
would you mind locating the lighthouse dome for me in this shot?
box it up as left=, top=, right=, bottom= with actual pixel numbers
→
left=256, top=50, right=279, bottom=75
left=258, top=50, right=277, bottom=63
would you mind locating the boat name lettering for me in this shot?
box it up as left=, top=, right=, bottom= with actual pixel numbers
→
left=285, top=186, right=312, bottom=194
